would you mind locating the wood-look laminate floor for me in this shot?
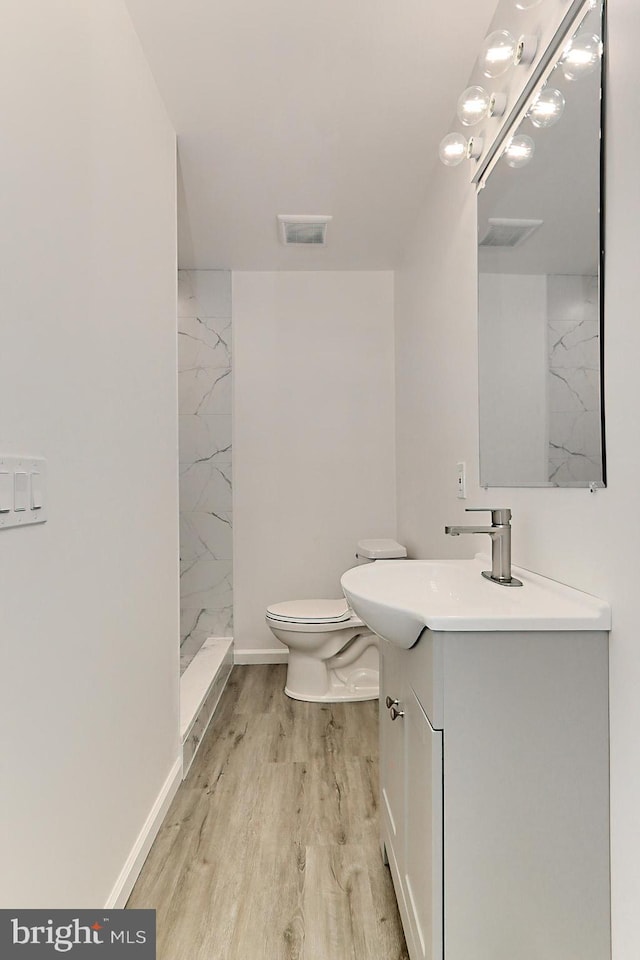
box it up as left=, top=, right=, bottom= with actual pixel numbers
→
left=128, top=664, right=409, bottom=960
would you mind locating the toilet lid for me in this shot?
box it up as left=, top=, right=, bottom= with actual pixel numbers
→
left=266, top=598, right=353, bottom=624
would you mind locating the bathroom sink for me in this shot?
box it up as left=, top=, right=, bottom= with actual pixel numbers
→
left=340, top=557, right=611, bottom=648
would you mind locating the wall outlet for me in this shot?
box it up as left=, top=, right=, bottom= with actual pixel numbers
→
left=456, top=462, right=466, bottom=500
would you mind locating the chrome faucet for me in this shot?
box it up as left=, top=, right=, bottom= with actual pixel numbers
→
left=445, top=507, right=523, bottom=587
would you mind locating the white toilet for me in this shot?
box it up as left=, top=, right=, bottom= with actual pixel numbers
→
left=265, top=539, right=407, bottom=702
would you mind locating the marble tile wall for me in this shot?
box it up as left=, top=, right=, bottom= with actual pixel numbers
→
left=178, top=270, right=233, bottom=672
left=547, top=275, right=603, bottom=484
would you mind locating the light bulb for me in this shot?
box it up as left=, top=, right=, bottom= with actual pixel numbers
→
left=457, top=86, right=491, bottom=126
left=528, top=87, right=565, bottom=128
left=439, top=133, right=467, bottom=167
left=503, top=134, right=535, bottom=168
left=438, top=133, right=484, bottom=166
left=514, top=0, right=543, bottom=8
left=480, top=30, right=517, bottom=78
left=561, top=32, right=602, bottom=81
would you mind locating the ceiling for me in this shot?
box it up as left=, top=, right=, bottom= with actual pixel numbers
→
left=124, top=0, right=498, bottom=270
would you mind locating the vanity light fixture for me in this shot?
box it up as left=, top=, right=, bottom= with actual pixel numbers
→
left=439, top=0, right=601, bottom=171
left=560, top=31, right=602, bottom=80
left=438, top=133, right=483, bottom=167
left=502, top=133, right=535, bottom=167
left=527, top=86, right=565, bottom=127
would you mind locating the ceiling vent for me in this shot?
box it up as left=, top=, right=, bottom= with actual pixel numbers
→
left=278, top=215, right=332, bottom=246
left=479, top=217, right=543, bottom=248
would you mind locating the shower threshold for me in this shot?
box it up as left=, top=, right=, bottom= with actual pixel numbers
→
left=180, top=638, right=233, bottom=777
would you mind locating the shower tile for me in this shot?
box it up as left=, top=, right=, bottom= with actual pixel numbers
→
left=178, top=270, right=232, bottom=319
left=181, top=604, right=234, bottom=649
left=548, top=410, right=602, bottom=459
left=548, top=319, right=599, bottom=370
left=179, top=460, right=232, bottom=514
left=178, top=316, right=231, bottom=371
left=179, top=367, right=232, bottom=416
left=178, top=270, right=233, bottom=655
left=180, top=511, right=233, bottom=562
left=180, top=558, right=233, bottom=610
left=548, top=451, right=602, bottom=484
left=548, top=367, right=600, bottom=413
left=179, top=414, right=232, bottom=465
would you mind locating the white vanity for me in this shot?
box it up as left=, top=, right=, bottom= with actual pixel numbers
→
left=341, top=557, right=611, bottom=960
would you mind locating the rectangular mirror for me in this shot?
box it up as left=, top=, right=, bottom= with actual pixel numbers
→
left=477, top=2, right=605, bottom=487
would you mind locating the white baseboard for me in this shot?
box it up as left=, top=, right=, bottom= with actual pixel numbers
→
left=234, top=647, right=288, bottom=664
left=105, top=755, right=182, bottom=908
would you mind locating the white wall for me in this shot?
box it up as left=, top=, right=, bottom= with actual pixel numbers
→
left=233, top=272, right=396, bottom=655
left=0, top=1, right=179, bottom=906
left=395, top=2, right=640, bottom=955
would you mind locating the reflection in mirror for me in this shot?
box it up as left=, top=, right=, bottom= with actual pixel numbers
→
left=477, top=3, right=605, bottom=487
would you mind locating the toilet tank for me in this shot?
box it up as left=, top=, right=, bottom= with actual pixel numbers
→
left=356, top=539, right=407, bottom=561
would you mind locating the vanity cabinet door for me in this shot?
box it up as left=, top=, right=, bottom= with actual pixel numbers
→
left=379, top=640, right=405, bottom=871
left=404, top=687, right=443, bottom=960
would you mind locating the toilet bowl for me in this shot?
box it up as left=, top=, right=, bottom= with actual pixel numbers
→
left=265, top=539, right=406, bottom=702
left=266, top=598, right=379, bottom=702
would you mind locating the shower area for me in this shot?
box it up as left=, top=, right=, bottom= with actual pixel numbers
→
left=178, top=270, right=234, bottom=771
left=178, top=269, right=233, bottom=672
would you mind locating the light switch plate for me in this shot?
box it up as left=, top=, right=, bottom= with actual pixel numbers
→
left=0, top=456, right=47, bottom=529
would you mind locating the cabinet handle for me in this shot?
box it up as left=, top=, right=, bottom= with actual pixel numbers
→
left=389, top=706, right=404, bottom=721
left=385, top=696, right=399, bottom=709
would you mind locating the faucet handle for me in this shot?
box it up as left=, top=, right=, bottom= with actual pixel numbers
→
left=465, top=507, right=512, bottom=524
